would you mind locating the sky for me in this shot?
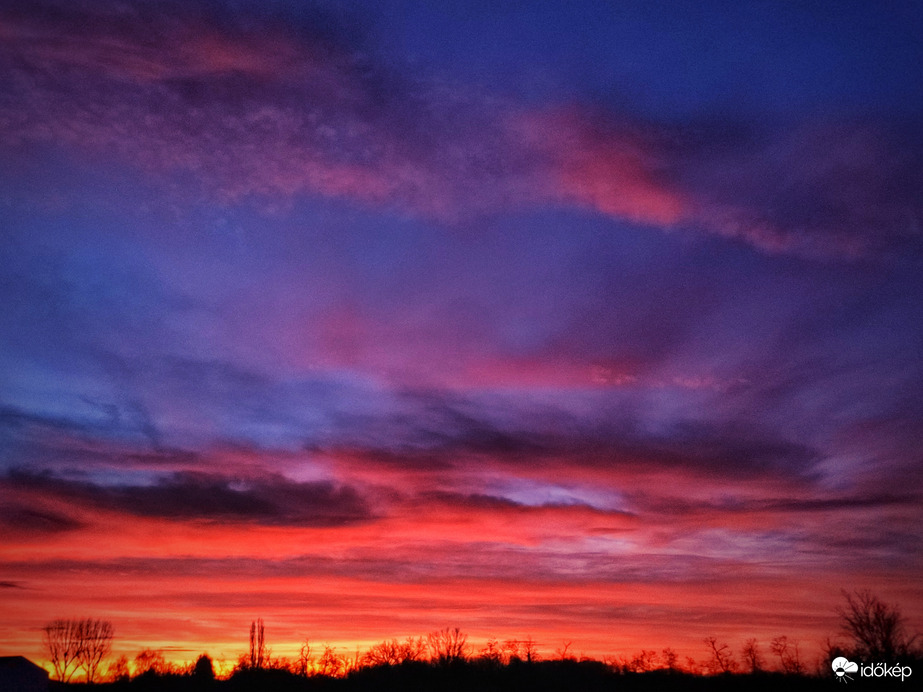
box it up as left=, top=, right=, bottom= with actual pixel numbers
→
left=1, top=0, right=922, bottom=672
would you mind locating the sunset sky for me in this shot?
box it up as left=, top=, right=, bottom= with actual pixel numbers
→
left=1, top=0, right=922, bottom=673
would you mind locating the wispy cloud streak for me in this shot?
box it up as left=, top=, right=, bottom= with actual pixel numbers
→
left=3, top=2, right=920, bottom=257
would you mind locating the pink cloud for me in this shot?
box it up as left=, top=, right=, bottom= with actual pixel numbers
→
left=511, top=107, right=688, bottom=226
left=6, top=4, right=913, bottom=261
left=0, top=2, right=318, bottom=82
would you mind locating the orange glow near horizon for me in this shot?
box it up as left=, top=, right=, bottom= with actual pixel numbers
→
left=6, top=561, right=919, bottom=677
left=5, top=469, right=922, bottom=676
left=4, top=440, right=922, bottom=675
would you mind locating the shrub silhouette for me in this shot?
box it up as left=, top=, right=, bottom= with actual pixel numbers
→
left=193, top=654, right=215, bottom=681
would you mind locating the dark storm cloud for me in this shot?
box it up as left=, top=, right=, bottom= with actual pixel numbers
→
left=822, top=528, right=922, bottom=561
left=0, top=402, right=161, bottom=447
left=1, top=371, right=824, bottom=484
left=626, top=491, right=921, bottom=519
left=320, top=388, right=824, bottom=481
left=2, top=469, right=373, bottom=526
left=671, top=117, right=923, bottom=257
left=593, top=425, right=820, bottom=480
left=0, top=403, right=202, bottom=477
left=0, top=504, right=84, bottom=535
left=762, top=494, right=922, bottom=514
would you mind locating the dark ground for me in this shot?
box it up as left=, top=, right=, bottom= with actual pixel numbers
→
left=50, top=659, right=911, bottom=691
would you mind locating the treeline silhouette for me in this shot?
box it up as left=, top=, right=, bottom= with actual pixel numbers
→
left=42, top=591, right=920, bottom=691
left=53, top=656, right=836, bottom=692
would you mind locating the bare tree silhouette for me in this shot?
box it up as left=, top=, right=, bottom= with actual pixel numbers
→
left=498, top=637, right=540, bottom=664
left=479, top=638, right=503, bottom=665
left=363, top=638, right=403, bottom=666
left=427, top=627, right=468, bottom=664
left=399, top=636, right=428, bottom=663
left=107, top=654, right=130, bottom=682
left=78, top=618, right=113, bottom=683
left=296, top=640, right=313, bottom=677
left=248, top=619, right=266, bottom=669
left=704, top=636, right=737, bottom=673
left=317, top=644, right=343, bottom=676
left=521, top=636, right=540, bottom=663
left=661, top=647, right=680, bottom=672
left=42, top=617, right=114, bottom=682
left=134, top=649, right=168, bottom=676
left=43, top=619, right=83, bottom=682
left=502, top=638, right=520, bottom=663
left=626, top=649, right=658, bottom=673
left=839, top=589, right=918, bottom=660
left=363, top=636, right=427, bottom=666
left=741, top=638, right=763, bottom=673
left=770, top=636, right=803, bottom=673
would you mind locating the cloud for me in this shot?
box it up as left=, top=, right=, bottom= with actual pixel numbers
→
left=761, top=494, right=921, bottom=514
left=673, top=118, right=923, bottom=257
left=318, top=389, right=824, bottom=486
left=0, top=0, right=437, bottom=209
left=623, top=490, right=922, bottom=531
left=0, top=0, right=353, bottom=82
left=4, top=2, right=918, bottom=260
left=0, top=504, right=83, bottom=536
left=3, top=469, right=373, bottom=527
left=3, top=367, right=825, bottom=490
left=419, top=489, right=636, bottom=520
left=0, top=540, right=771, bottom=588
left=511, top=107, right=687, bottom=226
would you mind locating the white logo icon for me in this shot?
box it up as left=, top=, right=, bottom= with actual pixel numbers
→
left=832, top=657, right=858, bottom=683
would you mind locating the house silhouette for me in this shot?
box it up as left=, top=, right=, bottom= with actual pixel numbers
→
left=0, top=656, right=50, bottom=692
